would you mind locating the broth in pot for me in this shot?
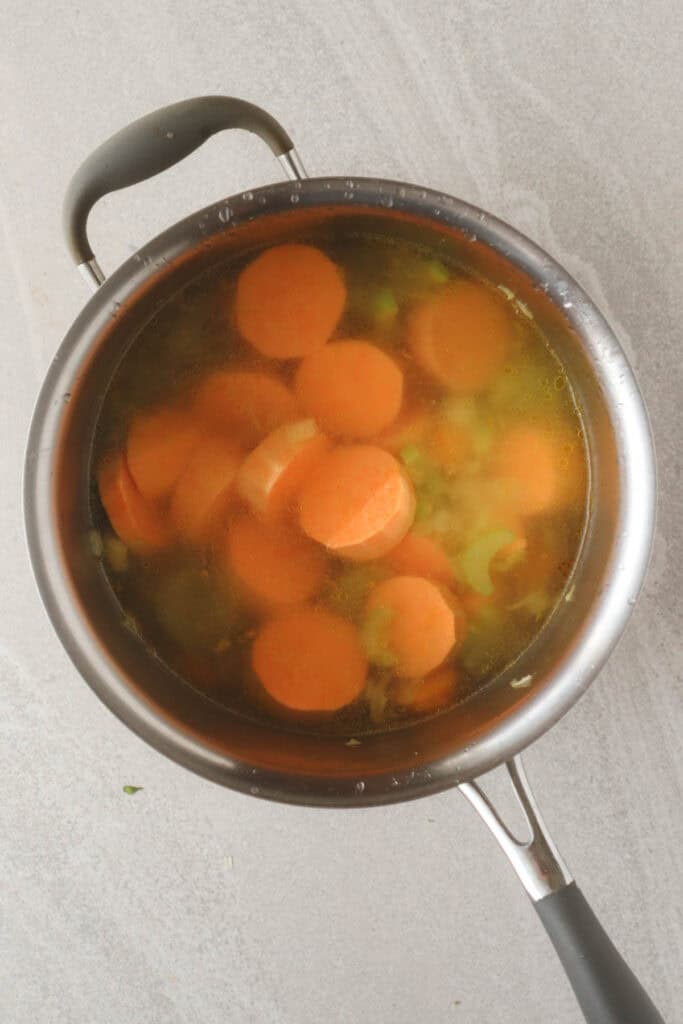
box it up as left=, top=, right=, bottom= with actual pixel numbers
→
left=93, top=225, right=588, bottom=736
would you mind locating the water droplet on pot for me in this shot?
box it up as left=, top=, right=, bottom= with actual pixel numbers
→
left=354, top=781, right=365, bottom=794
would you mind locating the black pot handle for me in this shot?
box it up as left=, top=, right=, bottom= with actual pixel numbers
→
left=63, top=95, right=306, bottom=289
left=536, top=882, right=665, bottom=1023
left=460, top=758, right=666, bottom=1023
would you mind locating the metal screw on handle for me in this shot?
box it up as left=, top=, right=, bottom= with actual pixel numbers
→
left=63, top=95, right=308, bottom=293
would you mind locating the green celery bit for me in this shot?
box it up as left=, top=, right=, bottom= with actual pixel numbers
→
left=425, top=259, right=449, bottom=284
left=104, top=536, right=129, bottom=573
left=371, top=287, right=399, bottom=325
left=509, top=589, right=553, bottom=618
left=399, top=444, right=423, bottom=469
left=414, top=494, right=435, bottom=523
left=361, top=606, right=397, bottom=669
left=87, top=529, right=103, bottom=558
left=364, top=674, right=390, bottom=725
left=459, top=529, right=516, bottom=596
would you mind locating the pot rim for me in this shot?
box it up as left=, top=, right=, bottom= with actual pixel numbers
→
left=24, top=176, right=656, bottom=805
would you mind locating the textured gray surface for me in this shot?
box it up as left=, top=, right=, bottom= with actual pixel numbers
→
left=1, top=2, right=681, bottom=1022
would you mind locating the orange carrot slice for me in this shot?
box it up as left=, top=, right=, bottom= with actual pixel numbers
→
left=294, top=339, right=403, bottom=439
left=491, top=423, right=585, bottom=516
left=170, top=437, right=243, bottom=542
left=252, top=605, right=367, bottom=711
left=235, top=419, right=331, bottom=522
left=365, top=575, right=465, bottom=678
left=97, top=453, right=171, bottom=552
left=393, top=665, right=459, bottom=712
left=126, top=407, right=201, bottom=501
left=224, top=513, right=327, bottom=608
left=410, top=280, right=510, bottom=391
left=298, top=445, right=415, bottom=561
left=385, top=531, right=455, bottom=586
left=235, top=244, right=346, bottom=358
left=194, top=370, right=298, bottom=446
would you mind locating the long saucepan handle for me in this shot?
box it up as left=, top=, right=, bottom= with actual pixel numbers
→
left=460, top=757, right=666, bottom=1023
left=63, top=95, right=306, bottom=290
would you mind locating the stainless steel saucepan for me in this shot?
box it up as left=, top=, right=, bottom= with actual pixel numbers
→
left=24, top=96, right=663, bottom=1023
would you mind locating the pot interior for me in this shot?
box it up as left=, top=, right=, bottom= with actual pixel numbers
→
left=31, top=186, right=649, bottom=804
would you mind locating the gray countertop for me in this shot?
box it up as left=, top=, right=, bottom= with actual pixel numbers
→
left=1, top=2, right=681, bottom=1022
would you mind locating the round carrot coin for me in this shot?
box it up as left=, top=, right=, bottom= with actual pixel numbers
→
left=225, top=513, right=327, bottom=608
left=194, top=370, right=298, bottom=446
left=365, top=575, right=465, bottom=678
left=235, top=244, right=346, bottom=358
left=295, top=339, right=403, bottom=439
left=126, top=407, right=201, bottom=501
left=235, top=419, right=331, bottom=522
left=97, top=453, right=171, bottom=552
left=171, top=437, right=243, bottom=542
left=298, top=444, right=416, bottom=561
left=491, top=422, right=585, bottom=516
left=252, top=605, right=368, bottom=711
left=410, top=280, right=510, bottom=392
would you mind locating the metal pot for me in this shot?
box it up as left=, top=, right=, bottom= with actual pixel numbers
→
left=24, top=97, right=662, bottom=1023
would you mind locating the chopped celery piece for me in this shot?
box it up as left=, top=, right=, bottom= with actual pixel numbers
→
left=400, top=444, right=423, bottom=469
left=509, top=589, right=553, bottom=617
left=494, top=538, right=526, bottom=573
left=400, top=445, right=449, bottom=497
left=425, top=259, right=449, bottom=284
left=104, top=536, right=129, bottom=573
left=361, top=606, right=396, bottom=668
left=364, top=673, right=390, bottom=724
left=459, top=529, right=516, bottom=596
left=371, top=287, right=399, bottom=326
left=414, top=494, right=435, bottom=523
left=88, top=529, right=103, bottom=558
